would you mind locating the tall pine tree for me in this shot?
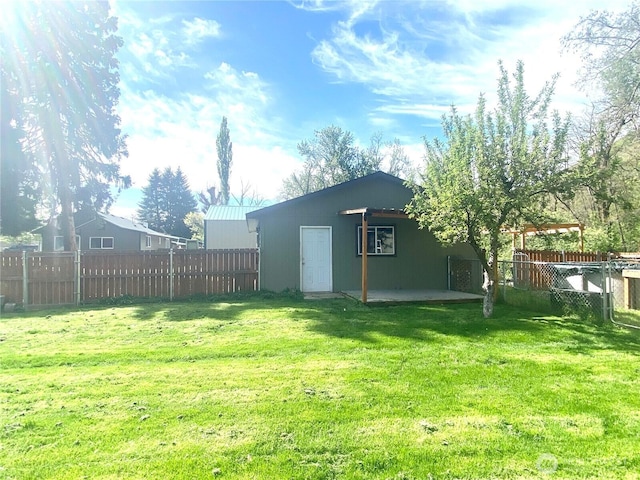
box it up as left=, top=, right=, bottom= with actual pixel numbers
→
left=0, top=50, right=40, bottom=236
left=2, top=1, right=129, bottom=248
left=137, top=167, right=197, bottom=238
left=137, top=169, right=164, bottom=232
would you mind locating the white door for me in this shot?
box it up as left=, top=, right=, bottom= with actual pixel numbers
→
left=300, top=226, right=332, bottom=292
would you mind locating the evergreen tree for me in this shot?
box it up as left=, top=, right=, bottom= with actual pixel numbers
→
left=0, top=52, right=39, bottom=236
left=137, top=167, right=197, bottom=238
left=165, top=167, right=197, bottom=238
left=2, top=1, right=129, bottom=248
left=137, top=169, right=164, bottom=232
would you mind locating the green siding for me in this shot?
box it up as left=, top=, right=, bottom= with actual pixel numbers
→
left=253, top=173, right=477, bottom=292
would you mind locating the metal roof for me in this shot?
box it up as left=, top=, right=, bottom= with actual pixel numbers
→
left=204, top=205, right=260, bottom=221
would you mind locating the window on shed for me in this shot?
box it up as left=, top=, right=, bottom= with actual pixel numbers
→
left=357, top=226, right=395, bottom=255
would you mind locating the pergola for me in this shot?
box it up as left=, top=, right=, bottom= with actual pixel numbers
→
left=505, top=223, right=585, bottom=252
left=338, top=207, right=409, bottom=303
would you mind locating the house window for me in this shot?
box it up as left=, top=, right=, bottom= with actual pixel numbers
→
left=357, top=226, right=395, bottom=255
left=89, top=237, right=114, bottom=249
left=54, top=236, right=64, bottom=251
left=146, top=236, right=152, bottom=248
left=54, top=235, right=80, bottom=251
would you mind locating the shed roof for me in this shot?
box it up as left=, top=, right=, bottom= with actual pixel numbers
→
left=247, top=171, right=405, bottom=219
left=204, top=205, right=260, bottom=221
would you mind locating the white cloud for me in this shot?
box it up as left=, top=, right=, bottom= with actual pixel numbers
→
left=117, top=61, right=299, bottom=205
left=182, top=17, right=221, bottom=45
left=310, top=0, right=632, bottom=121
left=110, top=3, right=302, bottom=215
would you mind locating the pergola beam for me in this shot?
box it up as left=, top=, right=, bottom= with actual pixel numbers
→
left=505, top=223, right=585, bottom=252
left=338, top=208, right=408, bottom=219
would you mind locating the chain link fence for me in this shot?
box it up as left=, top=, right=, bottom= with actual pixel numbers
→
left=448, top=254, right=640, bottom=327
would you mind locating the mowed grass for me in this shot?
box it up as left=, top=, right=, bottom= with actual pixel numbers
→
left=1, top=296, right=640, bottom=480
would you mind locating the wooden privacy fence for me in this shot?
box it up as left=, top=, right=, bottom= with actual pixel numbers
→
left=0, top=252, right=77, bottom=307
left=512, top=249, right=608, bottom=290
left=515, top=249, right=606, bottom=263
left=0, top=249, right=259, bottom=308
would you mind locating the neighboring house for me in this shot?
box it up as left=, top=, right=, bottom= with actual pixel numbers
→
left=204, top=205, right=258, bottom=249
left=246, top=171, right=478, bottom=293
left=40, top=211, right=175, bottom=252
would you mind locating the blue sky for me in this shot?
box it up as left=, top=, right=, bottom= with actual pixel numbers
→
left=108, top=0, right=630, bottom=217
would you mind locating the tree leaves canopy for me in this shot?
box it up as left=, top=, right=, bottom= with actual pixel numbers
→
left=406, top=61, right=571, bottom=285
left=1, top=1, right=129, bottom=247
left=281, top=126, right=411, bottom=200
left=137, top=167, right=197, bottom=238
left=561, top=3, right=640, bottom=251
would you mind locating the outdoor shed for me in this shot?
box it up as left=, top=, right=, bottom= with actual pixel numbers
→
left=204, top=205, right=258, bottom=249
left=246, top=171, right=478, bottom=296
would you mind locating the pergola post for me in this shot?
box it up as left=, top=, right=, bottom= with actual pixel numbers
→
left=361, top=212, right=368, bottom=304
left=337, top=207, right=409, bottom=305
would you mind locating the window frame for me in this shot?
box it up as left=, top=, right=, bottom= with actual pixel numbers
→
left=357, top=225, right=395, bottom=256
left=146, top=235, right=152, bottom=248
left=89, top=236, right=114, bottom=250
left=54, top=235, right=80, bottom=251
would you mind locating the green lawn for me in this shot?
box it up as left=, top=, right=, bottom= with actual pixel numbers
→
left=1, top=296, right=639, bottom=479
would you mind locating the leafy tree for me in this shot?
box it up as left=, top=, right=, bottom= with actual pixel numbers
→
left=386, top=138, right=412, bottom=178
left=406, top=61, right=571, bottom=317
left=562, top=3, right=640, bottom=101
left=216, top=116, right=233, bottom=205
left=3, top=1, right=129, bottom=249
left=281, top=126, right=411, bottom=199
left=561, top=3, right=640, bottom=251
left=137, top=167, right=197, bottom=238
left=184, top=212, right=204, bottom=242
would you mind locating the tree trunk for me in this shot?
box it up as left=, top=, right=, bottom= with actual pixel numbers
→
left=59, top=172, right=77, bottom=252
left=482, top=249, right=499, bottom=318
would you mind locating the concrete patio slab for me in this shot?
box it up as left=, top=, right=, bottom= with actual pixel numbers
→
left=342, top=289, right=483, bottom=304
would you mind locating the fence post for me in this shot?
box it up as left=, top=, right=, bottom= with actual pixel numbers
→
left=75, top=250, right=81, bottom=306
left=447, top=256, right=451, bottom=290
left=601, top=261, right=608, bottom=322
left=606, top=259, right=614, bottom=322
left=501, top=261, right=506, bottom=301
left=22, top=250, right=28, bottom=307
left=169, top=248, right=174, bottom=301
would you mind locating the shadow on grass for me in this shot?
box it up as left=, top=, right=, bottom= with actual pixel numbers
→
left=304, top=300, right=640, bottom=355
left=304, top=301, right=547, bottom=343
left=128, top=291, right=307, bottom=322
left=123, top=292, right=640, bottom=355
